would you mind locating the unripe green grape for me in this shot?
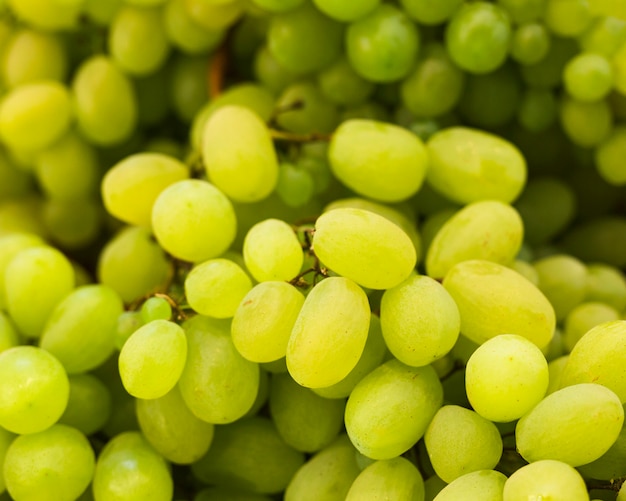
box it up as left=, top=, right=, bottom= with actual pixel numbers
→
left=510, top=22, right=551, bottom=65
left=564, top=52, right=613, bottom=102
left=317, top=57, right=375, bottom=107
left=517, top=88, right=558, bottom=131
left=59, top=374, right=112, bottom=436
left=400, top=0, right=463, bottom=25
left=595, top=125, right=626, bottom=185
left=5, top=0, right=82, bottom=30
left=251, top=0, right=304, bottom=13
left=313, top=0, right=379, bottom=22
left=580, top=15, right=626, bottom=57
left=503, top=460, right=588, bottom=501
left=276, top=162, right=315, bottom=208
left=275, top=81, right=339, bottom=134
left=140, top=296, right=171, bottom=323
left=0, top=232, right=44, bottom=310
left=585, top=263, right=626, bottom=311
left=497, top=0, right=546, bottom=24
left=543, top=0, right=592, bottom=37
left=169, top=55, right=209, bottom=123
left=253, top=45, right=298, bottom=95
left=183, top=0, right=246, bottom=31
left=345, top=457, right=425, bottom=501
left=163, top=0, right=224, bottom=54
left=560, top=96, right=613, bottom=147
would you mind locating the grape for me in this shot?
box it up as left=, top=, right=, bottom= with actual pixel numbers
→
left=312, top=208, right=417, bottom=290
left=510, top=22, right=551, bottom=66
left=346, top=4, right=419, bottom=83
left=0, top=312, right=19, bottom=353
left=380, top=273, right=460, bottom=367
left=433, top=470, right=507, bottom=501
left=502, top=460, right=589, bottom=501
left=520, top=36, right=578, bottom=88
left=287, top=276, right=369, bottom=388
left=560, top=95, right=613, bottom=149
left=465, top=334, right=549, bottom=422
left=595, top=125, right=626, bottom=185
left=136, top=386, right=214, bottom=464
left=561, top=217, right=626, bottom=268
left=59, top=374, right=112, bottom=436
left=170, top=55, right=210, bottom=123
left=563, top=301, right=620, bottom=351
left=253, top=46, right=298, bottom=95
left=3, top=424, right=95, bottom=501
left=564, top=52, right=613, bottom=102
left=183, top=0, right=245, bottom=31
left=5, top=0, right=81, bottom=30
left=442, top=260, right=556, bottom=348
left=275, top=81, right=339, bottom=134
left=543, top=0, right=592, bottom=37
left=0, top=232, right=44, bottom=310
left=251, top=0, right=304, bottom=13
left=345, top=359, right=443, bottom=459
left=426, top=127, right=527, bottom=205
left=140, top=295, right=171, bottom=323
left=345, top=457, right=425, bottom=501
left=275, top=162, right=315, bottom=207
left=92, top=431, right=173, bottom=501
left=584, top=263, right=626, bottom=310
left=313, top=0, right=379, bottom=22
left=580, top=15, right=626, bottom=57
left=497, top=0, right=546, bottom=23
left=328, top=119, right=428, bottom=203
left=317, top=57, right=375, bottom=107
left=400, top=0, right=463, bottom=25
left=163, top=0, right=224, bottom=55
left=0, top=346, right=69, bottom=434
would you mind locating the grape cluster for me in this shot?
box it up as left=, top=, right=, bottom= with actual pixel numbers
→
left=0, top=0, right=626, bottom=500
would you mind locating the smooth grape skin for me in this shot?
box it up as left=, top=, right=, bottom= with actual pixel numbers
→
left=313, top=0, right=379, bottom=22
left=510, top=22, right=551, bottom=66
left=140, top=296, right=171, bottom=323
left=0, top=346, right=69, bottom=434
left=3, top=424, right=95, bottom=501
left=164, top=0, right=224, bottom=54
left=58, top=374, right=112, bottom=436
left=595, top=126, right=626, bottom=185
left=345, top=457, right=425, bottom=501
left=502, top=460, right=589, bottom=501
left=400, top=0, right=463, bottom=25
left=563, top=52, right=613, bottom=102
left=0, top=232, right=44, bottom=310
left=433, top=470, right=506, bottom=501
left=345, top=359, right=443, bottom=460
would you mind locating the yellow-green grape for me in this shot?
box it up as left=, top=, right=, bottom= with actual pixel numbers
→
left=443, top=260, right=556, bottom=348
left=503, top=460, right=588, bottom=501
left=435, top=470, right=506, bottom=501
left=426, top=127, right=527, bottom=205
left=3, top=424, right=95, bottom=501
left=92, top=431, right=173, bottom=501
left=178, top=315, right=259, bottom=423
left=0, top=80, right=72, bottom=155
left=312, top=208, right=416, bottom=290
left=595, top=125, right=626, bottom=185
left=0, top=232, right=44, bottom=310
left=345, top=457, right=425, bottom=501
left=563, top=302, right=621, bottom=351
left=0, top=346, right=69, bottom=434
left=251, top=0, right=304, bottom=13
left=564, top=52, right=613, bottom=102
left=0, top=149, right=33, bottom=201
left=5, top=0, right=82, bottom=30
left=192, top=416, right=305, bottom=494
left=345, top=359, right=443, bottom=460
left=118, top=319, right=187, bottom=399
left=82, top=0, right=124, bottom=25
left=183, top=0, right=247, bottom=31
left=276, top=162, right=315, bottom=208
left=169, top=55, right=210, bottom=123
left=42, top=197, right=101, bottom=249
left=517, top=88, right=558, bottom=132
left=313, top=0, right=379, bottom=22
left=163, top=0, right=224, bottom=54
left=425, top=405, right=502, bottom=483
left=426, top=200, right=523, bottom=280
left=151, top=179, right=237, bottom=262
left=560, top=320, right=626, bottom=402
left=202, top=105, right=278, bottom=203
left=0, top=312, right=19, bottom=353
left=380, top=274, right=459, bottom=367
left=577, top=410, right=626, bottom=480
left=284, top=434, right=361, bottom=501
left=136, top=386, right=214, bottom=464
left=543, top=0, right=592, bottom=37
left=71, top=55, right=137, bottom=146
left=40, top=285, right=124, bottom=374
left=275, top=81, right=340, bottom=134
left=511, top=259, right=540, bottom=286
left=317, top=57, right=375, bottom=107
left=0, top=197, right=47, bottom=238
left=546, top=355, right=569, bottom=395
left=465, top=334, right=549, bottom=422
left=559, top=96, right=613, bottom=148
left=516, top=383, right=623, bottom=465
left=0, top=426, right=13, bottom=494
left=328, top=119, right=428, bottom=203
left=400, top=0, right=463, bottom=24
left=140, top=296, right=171, bottom=323
left=253, top=45, right=298, bottom=95
left=231, top=281, right=304, bottom=363
left=58, top=374, right=112, bottom=436
left=5, top=245, right=75, bottom=338
left=510, top=23, right=551, bottom=66
left=286, top=277, right=370, bottom=388
left=102, top=152, right=188, bottom=227
left=268, top=372, right=345, bottom=453
left=585, top=263, right=626, bottom=311
left=581, top=15, right=626, bottom=57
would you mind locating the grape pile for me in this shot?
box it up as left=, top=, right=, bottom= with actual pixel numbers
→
left=0, top=0, right=626, bottom=500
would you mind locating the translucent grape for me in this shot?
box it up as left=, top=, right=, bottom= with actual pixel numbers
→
left=5, top=0, right=81, bottom=30
left=275, top=81, right=339, bottom=134
left=275, top=162, right=315, bottom=208
left=59, top=374, right=112, bottom=436
left=433, top=470, right=506, bottom=500
left=510, top=22, right=551, bottom=65
left=502, top=460, right=589, bottom=501
left=139, top=296, right=171, bottom=323
left=564, top=52, right=613, bottom=102
left=345, top=457, right=425, bottom=501
left=595, top=125, right=626, bottom=185
left=563, top=302, right=620, bottom=351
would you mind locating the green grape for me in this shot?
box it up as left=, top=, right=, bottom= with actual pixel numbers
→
left=504, top=460, right=588, bottom=500
left=2, top=28, right=67, bottom=88
left=195, top=488, right=273, bottom=501
left=580, top=15, right=626, bottom=56
left=125, top=0, right=167, bottom=5
left=115, top=312, right=143, bottom=349
left=169, top=55, right=209, bottom=123
left=345, top=359, right=443, bottom=459
left=401, top=42, right=465, bottom=119
left=497, top=0, right=546, bottom=24
left=426, top=127, right=527, bottom=205
left=443, top=260, right=556, bottom=348
left=0, top=80, right=72, bottom=155
left=380, top=274, right=459, bottom=367
left=312, top=208, right=416, bottom=290
left=595, top=125, right=626, bottom=185
left=275, top=80, right=339, bottom=134
left=192, top=416, right=305, bottom=494
left=346, top=4, right=419, bottom=83
left=151, top=179, right=236, bottom=262
left=564, top=52, right=613, bottom=102
left=546, top=354, right=569, bottom=394
left=578, top=412, right=626, bottom=480
left=42, top=197, right=101, bottom=249
left=425, top=405, right=502, bottom=483
left=516, top=383, right=623, bottom=465
left=136, top=386, right=214, bottom=464
left=329, top=119, right=428, bottom=203
left=520, top=36, right=577, bottom=88
left=178, top=315, right=259, bottom=423
left=140, top=296, right=171, bottom=323
left=517, top=88, right=558, bottom=131
left=118, top=319, right=187, bottom=399
left=445, top=2, right=511, bottom=74
left=251, top=0, right=304, bottom=13
left=543, top=0, right=592, bottom=37
left=0, top=346, right=69, bottom=434
left=0, top=426, right=12, bottom=494
left=341, top=101, right=390, bottom=122
left=4, top=424, right=94, bottom=501
left=400, top=0, right=462, bottom=24
left=287, top=277, right=370, bottom=388
left=253, top=45, right=298, bottom=95
left=59, top=374, right=112, bottom=436
left=40, top=284, right=123, bottom=374
left=284, top=434, right=360, bottom=501
left=585, top=263, right=626, bottom=311
left=510, top=22, right=550, bottom=65
left=269, top=372, right=344, bottom=452
left=562, top=217, right=626, bottom=268
left=563, top=302, right=620, bottom=351
left=0, top=197, right=47, bottom=238
left=0, top=312, right=19, bottom=353
left=71, top=55, right=138, bottom=146
left=92, top=431, right=173, bottom=501
left=466, top=334, right=549, bottom=422
left=131, top=66, right=171, bottom=127
left=0, top=232, right=44, bottom=310
left=317, top=57, right=375, bottom=107
left=426, top=200, right=524, bottom=279
left=185, top=258, right=252, bottom=318
left=5, top=0, right=81, bottom=30
left=312, top=0, right=379, bottom=22
left=0, top=150, right=33, bottom=201
left=276, top=162, right=315, bottom=207
left=434, top=470, right=506, bottom=501
left=183, top=0, right=246, bottom=31
left=164, top=0, right=224, bottom=54
left=82, top=0, right=123, bottom=24
left=346, top=457, right=425, bottom=500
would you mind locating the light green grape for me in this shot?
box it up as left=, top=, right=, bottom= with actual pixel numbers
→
left=312, top=208, right=416, bottom=290
left=563, top=301, right=620, bottom=351
left=0, top=426, right=12, bottom=494
left=136, top=386, right=214, bottom=464
left=543, top=0, right=592, bottom=37
left=275, top=81, right=339, bottom=134
left=466, top=334, right=549, bottom=422
left=559, top=95, right=612, bottom=148
left=400, top=0, right=463, bottom=24
left=3, top=424, right=94, bottom=501
left=0, top=346, right=69, bottom=434
left=313, top=0, right=379, bottom=22
left=251, top=0, right=304, bottom=13
left=140, top=296, right=171, bottom=323
left=434, top=470, right=506, bottom=501
left=164, top=0, right=224, bottom=54
left=275, top=162, right=315, bottom=208
left=178, top=315, right=259, bottom=423
left=497, top=0, right=546, bottom=23
left=0, top=232, right=44, bottom=310
left=42, top=197, right=102, bottom=249
left=253, top=45, right=298, bottom=95
left=585, top=263, right=626, bottom=311
left=115, top=310, right=144, bottom=350
left=510, top=22, right=550, bottom=66
left=564, top=52, right=613, bottom=102
left=443, top=260, right=556, bottom=348
left=317, top=57, right=375, bottom=107
left=546, top=355, right=569, bottom=394
left=169, top=55, right=210, bottom=123
left=578, top=406, right=626, bottom=480
left=58, top=374, right=112, bottom=436
left=82, top=0, right=124, bottom=25
left=595, top=125, right=626, bottom=185
left=5, top=0, right=82, bottom=30
left=345, top=457, right=425, bottom=501
left=561, top=217, right=626, bottom=268
left=502, top=460, right=589, bottom=501
left=345, top=359, right=443, bottom=459
left=0, top=312, right=19, bottom=353
left=92, top=431, right=173, bottom=501
left=581, top=15, right=626, bottom=56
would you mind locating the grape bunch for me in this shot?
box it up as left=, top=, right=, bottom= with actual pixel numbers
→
left=0, top=0, right=626, bottom=500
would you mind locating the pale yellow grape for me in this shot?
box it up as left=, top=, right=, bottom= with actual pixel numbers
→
left=243, top=218, right=303, bottom=282
left=443, top=260, right=556, bottom=348
left=0, top=426, right=12, bottom=494
left=286, top=276, right=370, bottom=388
left=185, top=258, right=252, bottom=318
left=563, top=301, right=621, bottom=352
left=433, top=470, right=506, bottom=501
left=0, top=312, right=19, bottom=353
left=102, top=152, right=188, bottom=227
left=585, top=263, right=626, bottom=312
left=345, top=457, right=425, bottom=501
left=0, top=232, right=44, bottom=310
left=231, top=281, right=305, bottom=363
left=312, top=208, right=417, bottom=290
left=502, top=460, right=589, bottom=501
left=426, top=200, right=523, bottom=279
